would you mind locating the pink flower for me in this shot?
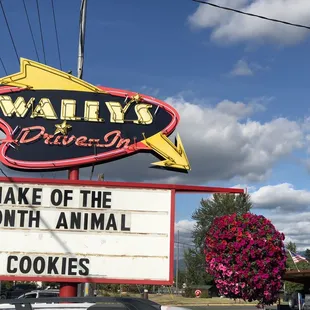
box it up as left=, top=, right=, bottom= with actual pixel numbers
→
left=226, top=270, right=233, bottom=277
left=204, top=213, right=286, bottom=305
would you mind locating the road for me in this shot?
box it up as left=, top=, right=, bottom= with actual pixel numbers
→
left=186, top=306, right=277, bottom=310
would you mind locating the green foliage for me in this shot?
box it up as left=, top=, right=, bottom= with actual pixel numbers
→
left=97, top=284, right=120, bottom=293
left=184, top=248, right=213, bottom=286
left=96, top=284, right=157, bottom=295
left=175, top=270, right=187, bottom=288
left=200, top=290, right=211, bottom=298
left=305, top=249, right=310, bottom=261
left=182, top=287, right=196, bottom=298
left=1, top=281, right=13, bottom=291
left=286, top=241, right=297, bottom=253
left=184, top=193, right=252, bottom=286
left=192, top=193, right=252, bottom=248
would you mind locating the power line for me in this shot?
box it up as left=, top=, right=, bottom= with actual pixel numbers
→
left=36, top=0, right=47, bottom=64
left=22, top=0, right=40, bottom=62
left=175, top=241, right=195, bottom=248
left=192, top=0, right=310, bottom=31
left=51, top=0, right=62, bottom=70
left=0, top=57, right=8, bottom=75
left=0, top=0, right=20, bottom=64
left=177, top=227, right=194, bottom=233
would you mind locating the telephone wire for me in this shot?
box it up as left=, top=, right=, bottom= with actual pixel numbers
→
left=193, top=0, right=310, bottom=30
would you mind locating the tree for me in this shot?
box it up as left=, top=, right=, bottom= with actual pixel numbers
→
left=184, top=193, right=252, bottom=286
left=305, top=249, right=310, bottom=261
left=184, top=248, right=213, bottom=285
left=192, top=193, right=252, bottom=248
left=174, top=270, right=187, bottom=288
left=286, top=241, right=297, bottom=253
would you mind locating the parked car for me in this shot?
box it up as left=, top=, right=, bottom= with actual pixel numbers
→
left=288, top=290, right=305, bottom=309
left=17, top=290, right=59, bottom=299
left=1, top=284, right=39, bottom=299
left=0, top=296, right=191, bottom=310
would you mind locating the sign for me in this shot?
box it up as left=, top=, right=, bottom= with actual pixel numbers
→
left=0, top=178, right=174, bottom=284
left=195, top=290, right=201, bottom=298
left=0, top=58, right=190, bottom=172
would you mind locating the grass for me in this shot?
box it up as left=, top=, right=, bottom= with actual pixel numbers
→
left=99, top=292, right=285, bottom=306
left=144, top=294, right=258, bottom=305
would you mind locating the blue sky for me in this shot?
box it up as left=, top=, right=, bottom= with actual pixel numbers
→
left=1, top=0, right=310, bottom=251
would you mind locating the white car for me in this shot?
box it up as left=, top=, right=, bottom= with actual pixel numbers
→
left=17, top=290, right=59, bottom=299
left=0, top=297, right=190, bottom=310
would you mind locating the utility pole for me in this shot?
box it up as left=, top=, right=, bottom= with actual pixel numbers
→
left=77, top=0, right=87, bottom=79
left=176, top=230, right=179, bottom=294
left=77, top=0, right=88, bottom=296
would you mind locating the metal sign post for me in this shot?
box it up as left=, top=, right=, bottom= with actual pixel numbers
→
left=59, top=168, right=80, bottom=298
left=60, top=0, right=87, bottom=297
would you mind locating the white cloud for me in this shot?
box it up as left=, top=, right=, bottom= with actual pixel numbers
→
left=175, top=220, right=195, bottom=256
left=228, top=59, right=269, bottom=77
left=250, top=183, right=310, bottom=250
left=139, top=86, right=160, bottom=97
left=232, top=184, right=256, bottom=193
left=230, top=59, right=253, bottom=76
left=251, top=183, right=310, bottom=211
left=0, top=95, right=303, bottom=186
left=175, top=219, right=195, bottom=233
left=215, top=99, right=265, bottom=118
left=73, top=95, right=304, bottom=184
left=175, top=183, right=310, bottom=252
left=267, top=211, right=310, bottom=251
left=176, top=212, right=310, bottom=252
left=188, top=0, right=310, bottom=45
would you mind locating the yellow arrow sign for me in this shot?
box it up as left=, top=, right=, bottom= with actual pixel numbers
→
left=0, top=58, right=106, bottom=93
left=141, top=132, right=191, bottom=171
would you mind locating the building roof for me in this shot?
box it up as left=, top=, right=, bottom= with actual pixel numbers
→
left=284, top=270, right=310, bottom=284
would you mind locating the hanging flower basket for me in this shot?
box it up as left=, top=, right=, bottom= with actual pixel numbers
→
left=204, top=213, right=286, bottom=306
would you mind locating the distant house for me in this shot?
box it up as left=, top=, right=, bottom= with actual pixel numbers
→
left=189, top=285, right=219, bottom=297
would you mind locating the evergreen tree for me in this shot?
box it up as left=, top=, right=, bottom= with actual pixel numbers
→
left=305, top=249, right=310, bottom=261
left=286, top=241, right=297, bottom=253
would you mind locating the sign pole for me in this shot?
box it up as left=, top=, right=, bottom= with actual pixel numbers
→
left=77, top=0, right=87, bottom=80
left=61, top=0, right=89, bottom=298
left=68, top=167, right=79, bottom=181
left=59, top=167, right=80, bottom=297
left=60, top=0, right=86, bottom=296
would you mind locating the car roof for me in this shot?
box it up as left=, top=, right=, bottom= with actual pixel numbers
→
left=0, top=297, right=163, bottom=310
left=0, top=297, right=193, bottom=310
left=25, top=290, right=59, bottom=294
left=0, top=303, right=95, bottom=310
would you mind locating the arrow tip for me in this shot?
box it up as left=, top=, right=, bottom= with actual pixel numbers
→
left=151, top=133, right=191, bottom=172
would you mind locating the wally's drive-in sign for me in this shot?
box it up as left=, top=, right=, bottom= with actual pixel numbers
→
left=0, top=58, right=191, bottom=285
left=0, top=58, right=244, bottom=286
left=0, top=178, right=174, bottom=284
left=0, top=58, right=190, bottom=171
